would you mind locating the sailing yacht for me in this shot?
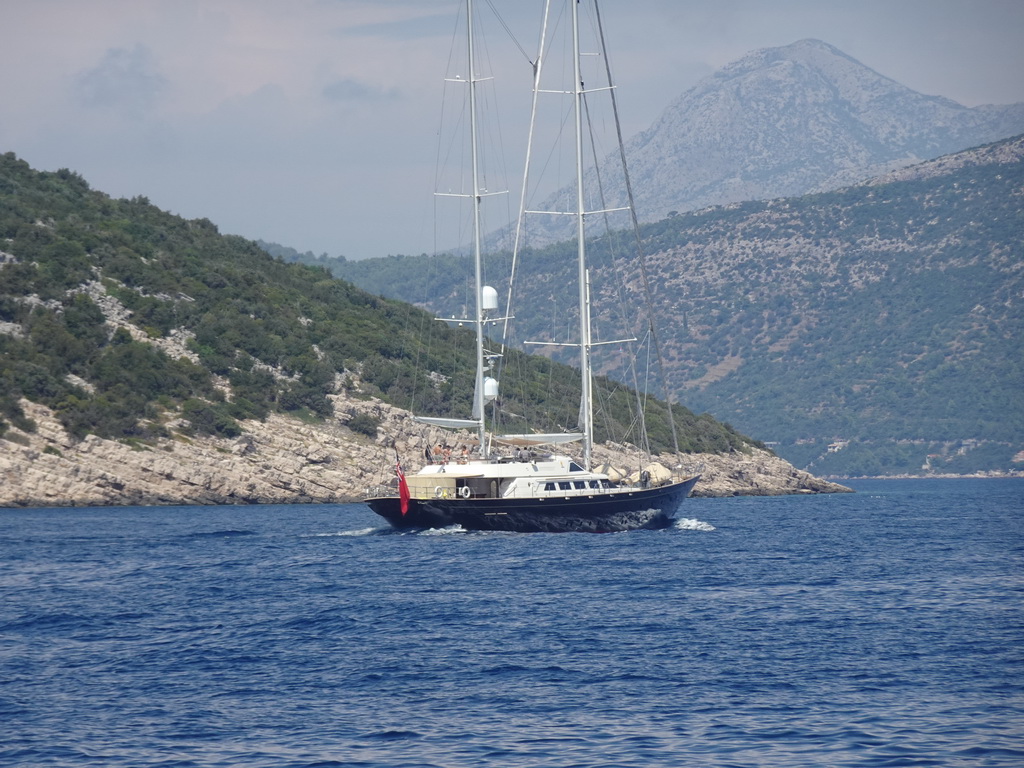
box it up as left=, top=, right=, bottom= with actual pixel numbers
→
left=363, top=0, right=699, bottom=532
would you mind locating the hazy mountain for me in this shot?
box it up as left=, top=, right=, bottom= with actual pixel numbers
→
left=526, top=39, right=1024, bottom=245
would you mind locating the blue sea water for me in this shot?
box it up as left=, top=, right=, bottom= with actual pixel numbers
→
left=1, top=478, right=1022, bottom=767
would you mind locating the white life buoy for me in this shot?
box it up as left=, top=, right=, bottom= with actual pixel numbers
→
left=434, top=486, right=444, bottom=499
left=458, top=485, right=471, bottom=499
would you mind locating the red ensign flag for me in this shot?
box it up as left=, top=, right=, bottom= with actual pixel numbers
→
left=397, top=461, right=410, bottom=516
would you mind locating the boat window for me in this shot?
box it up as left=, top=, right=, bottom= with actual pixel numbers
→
left=543, top=482, right=556, bottom=492
left=569, top=462, right=584, bottom=472
left=600, top=479, right=612, bottom=488
left=558, top=481, right=571, bottom=491
left=588, top=480, right=599, bottom=489
left=573, top=481, right=586, bottom=490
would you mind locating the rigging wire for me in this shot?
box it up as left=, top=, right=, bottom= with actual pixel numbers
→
left=580, top=88, right=653, bottom=458
left=484, top=0, right=535, bottom=68
left=501, top=0, right=655, bottom=455
left=503, top=0, right=554, bottom=347
left=593, top=0, right=681, bottom=456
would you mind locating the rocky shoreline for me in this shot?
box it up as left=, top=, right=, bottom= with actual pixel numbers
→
left=1, top=394, right=851, bottom=509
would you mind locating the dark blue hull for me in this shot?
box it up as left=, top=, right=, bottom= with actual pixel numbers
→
left=365, top=476, right=699, bottom=533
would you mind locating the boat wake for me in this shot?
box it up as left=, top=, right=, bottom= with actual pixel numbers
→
left=419, top=524, right=468, bottom=536
left=673, top=518, right=715, bottom=532
left=305, top=527, right=388, bottom=538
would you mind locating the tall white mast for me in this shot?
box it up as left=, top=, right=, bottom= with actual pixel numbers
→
left=571, top=0, right=594, bottom=470
left=419, top=0, right=506, bottom=449
left=467, top=0, right=487, bottom=452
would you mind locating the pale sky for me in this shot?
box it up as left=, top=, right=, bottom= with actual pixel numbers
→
left=2, top=1, right=1022, bottom=259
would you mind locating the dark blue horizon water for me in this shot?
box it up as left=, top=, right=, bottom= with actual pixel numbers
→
left=2, top=478, right=1022, bottom=767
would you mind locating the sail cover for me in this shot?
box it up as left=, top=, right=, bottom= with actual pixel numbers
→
left=492, top=432, right=584, bottom=447
left=413, top=416, right=480, bottom=430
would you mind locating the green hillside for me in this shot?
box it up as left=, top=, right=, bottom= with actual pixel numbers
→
left=0, top=152, right=754, bottom=456
left=301, top=136, right=1024, bottom=476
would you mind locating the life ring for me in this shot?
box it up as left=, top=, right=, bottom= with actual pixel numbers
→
left=458, top=485, right=471, bottom=499
left=434, top=486, right=446, bottom=499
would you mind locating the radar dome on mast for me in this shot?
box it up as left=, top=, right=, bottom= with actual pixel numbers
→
left=481, top=285, right=498, bottom=312
left=483, top=376, right=498, bottom=402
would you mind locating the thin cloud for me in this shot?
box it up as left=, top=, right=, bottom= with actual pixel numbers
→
left=322, top=78, right=400, bottom=103
left=75, top=44, right=168, bottom=118
left=339, top=12, right=454, bottom=41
